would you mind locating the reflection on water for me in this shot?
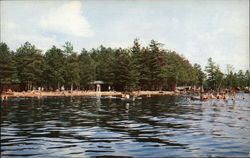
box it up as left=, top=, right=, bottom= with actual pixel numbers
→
left=1, top=94, right=250, bottom=157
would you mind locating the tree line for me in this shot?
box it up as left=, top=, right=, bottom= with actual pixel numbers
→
left=0, top=39, right=249, bottom=92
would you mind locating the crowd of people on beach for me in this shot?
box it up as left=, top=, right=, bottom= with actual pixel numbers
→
left=0, top=86, right=244, bottom=102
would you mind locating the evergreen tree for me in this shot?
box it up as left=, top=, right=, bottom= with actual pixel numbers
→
left=138, top=47, right=152, bottom=90
left=214, top=65, right=224, bottom=90
left=148, top=40, right=166, bottom=90
left=205, top=58, right=224, bottom=90
left=43, top=46, right=65, bottom=90
left=237, top=70, right=246, bottom=88
left=0, top=42, right=17, bottom=85
left=245, top=70, right=250, bottom=87
left=193, top=63, right=206, bottom=88
left=90, top=45, right=115, bottom=83
left=78, top=49, right=96, bottom=89
left=15, top=42, right=43, bottom=90
left=130, top=39, right=142, bottom=90
left=63, top=41, right=74, bottom=55
left=164, top=51, right=184, bottom=90
left=110, top=48, right=139, bottom=91
left=63, top=42, right=80, bottom=91
left=1, top=40, right=247, bottom=92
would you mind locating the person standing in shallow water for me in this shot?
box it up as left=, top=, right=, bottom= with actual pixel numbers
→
left=231, top=88, right=236, bottom=98
left=224, top=90, right=229, bottom=100
left=208, top=91, right=216, bottom=99
left=200, top=92, right=208, bottom=100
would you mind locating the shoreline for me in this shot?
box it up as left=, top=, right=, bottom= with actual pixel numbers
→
left=1, top=91, right=176, bottom=100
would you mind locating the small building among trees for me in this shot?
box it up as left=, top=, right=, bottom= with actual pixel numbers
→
left=89, top=81, right=108, bottom=92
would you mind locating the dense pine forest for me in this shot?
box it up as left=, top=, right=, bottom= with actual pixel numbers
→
left=0, top=39, right=249, bottom=92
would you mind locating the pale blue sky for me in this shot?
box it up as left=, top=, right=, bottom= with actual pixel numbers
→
left=1, top=0, right=249, bottom=72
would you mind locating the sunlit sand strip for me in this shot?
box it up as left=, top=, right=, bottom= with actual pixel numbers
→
left=1, top=91, right=176, bottom=100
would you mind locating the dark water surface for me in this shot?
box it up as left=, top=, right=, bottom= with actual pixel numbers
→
left=1, top=94, right=250, bottom=157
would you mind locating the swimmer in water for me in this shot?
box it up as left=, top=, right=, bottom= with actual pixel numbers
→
left=208, top=91, right=216, bottom=99
left=231, top=88, right=236, bottom=98
left=200, top=93, right=208, bottom=100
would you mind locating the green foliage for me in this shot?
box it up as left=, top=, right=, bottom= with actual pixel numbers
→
left=78, top=49, right=96, bottom=88
left=63, top=41, right=74, bottom=55
left=223, top=65, right=249, bottom=89
left=15, top=42, right=43, bottom=89
left=193, top=63, right=206, bottom=86
left=205, top=58, right=224, bottom=90
left=0, top=42, right=17, bottom=84
left=62, top=42, right=81, bottom=90
left=1, top=40, right=248, bottom=91
left=64, top=53, right=81, bottom=88
left=245, top=70, right=250, bottom=87
left=90, top=45, right=115, bottom=83
left=148, top=40, right=166, bottom=90
left=43, top=46, right=65, bottom=89
left=163, top=51, right=195, bottom=89
left=130, top=39, right=142, bottom=90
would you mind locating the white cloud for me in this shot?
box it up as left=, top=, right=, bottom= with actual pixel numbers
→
left=40, top=1, right=93, bottom=37
left=5, top=22, right=17, bottom=30
left=16, top=34, right=59, bottom=52
left=1, top=0, right=248, bottom=71
left=1, top=21, right=59, bottom=52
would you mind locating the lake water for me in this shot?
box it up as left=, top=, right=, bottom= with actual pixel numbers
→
left=1, top=94, right=250, bottom=157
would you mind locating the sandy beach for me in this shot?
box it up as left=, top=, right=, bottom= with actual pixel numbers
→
left=1, top=91, right=176, bottom=100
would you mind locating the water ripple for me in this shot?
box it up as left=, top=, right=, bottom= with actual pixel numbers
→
left=1, top=94, right=250, bottom=157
